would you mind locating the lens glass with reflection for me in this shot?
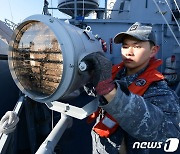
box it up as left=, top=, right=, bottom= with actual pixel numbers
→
left=12, top=21, right=63, bottom=96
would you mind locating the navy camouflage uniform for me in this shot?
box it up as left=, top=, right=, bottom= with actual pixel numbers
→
left=92, top=66, right=180, bottom=154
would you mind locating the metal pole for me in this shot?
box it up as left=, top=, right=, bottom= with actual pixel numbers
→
left=0, top=96, right=24, bottom=154
left=74, top=0, right=77, bottom=19
left=105, top=0, right=108, bottom=19
left=35, top=114, right=72, bottom=154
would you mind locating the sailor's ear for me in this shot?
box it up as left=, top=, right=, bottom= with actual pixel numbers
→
left=150, top=45, right=159, bottom=58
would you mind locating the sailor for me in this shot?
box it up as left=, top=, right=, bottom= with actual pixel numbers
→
left=0, top=111, right=19, bottom=134
left=83, top=22, right=180, bottom=153
left=43, top=0, right=51, bottom=16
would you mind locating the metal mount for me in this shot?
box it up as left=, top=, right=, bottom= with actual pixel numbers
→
left=45, top=98, right=99, bottom=119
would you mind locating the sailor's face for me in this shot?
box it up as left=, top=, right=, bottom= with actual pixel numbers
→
left=121, top=36, right=156, bottom=74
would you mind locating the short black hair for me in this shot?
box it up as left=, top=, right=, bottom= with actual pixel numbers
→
left=149, top=41, right=156, bottom=48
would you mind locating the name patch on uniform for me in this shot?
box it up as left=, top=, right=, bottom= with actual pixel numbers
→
left=135, top=79, right=146, bottom=86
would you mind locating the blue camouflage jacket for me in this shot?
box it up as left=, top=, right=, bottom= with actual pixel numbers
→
left=92, top=66, right=180, bottom=154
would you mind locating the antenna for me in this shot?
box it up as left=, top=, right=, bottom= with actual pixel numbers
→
left=51, top=0, right=53, bottom=16
left=7, top=0, right=13, bottom=22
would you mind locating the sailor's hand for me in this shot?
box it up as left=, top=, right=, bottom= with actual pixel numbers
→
left=82, top=52, right=115, bottom=95
left=0, top=111, right=19, bottom=134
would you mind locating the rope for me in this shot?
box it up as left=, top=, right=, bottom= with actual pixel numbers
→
left=164, top=0, right=180, bottom=31
left=153, top=0, right=180, bottom=47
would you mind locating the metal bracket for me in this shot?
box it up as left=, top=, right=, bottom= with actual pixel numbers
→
left=45, top=98, right=99, bottom=119
left=83, top=26, right=95, bottom=41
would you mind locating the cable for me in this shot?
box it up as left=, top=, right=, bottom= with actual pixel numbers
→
left=174, top=0, right=180, bottom=13
left=164, top=0, right=180, bottom=31
left=153, top=0, right=180, bottom=47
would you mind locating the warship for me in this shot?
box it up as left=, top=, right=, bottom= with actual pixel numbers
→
left=0, top=0, right=179, bottom=153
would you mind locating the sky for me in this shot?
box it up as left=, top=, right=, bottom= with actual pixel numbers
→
left=0, top=0, right=104, bottom=24
left=0, top=0, right=69, bottom=24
